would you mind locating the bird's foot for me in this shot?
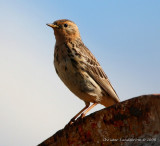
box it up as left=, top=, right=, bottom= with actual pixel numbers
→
left=65, top=114, right=86, bottom=128
left=69, top=118, right=75, bottom=125
left=64, top=118, right=75, bottom=128
left=80, top=113, right=85, bottom=119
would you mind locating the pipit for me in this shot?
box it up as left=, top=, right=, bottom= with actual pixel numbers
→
left=47, top=19, right=120, bottom=124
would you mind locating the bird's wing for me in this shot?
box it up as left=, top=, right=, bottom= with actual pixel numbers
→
left=75, top=40, right=120, bottom=102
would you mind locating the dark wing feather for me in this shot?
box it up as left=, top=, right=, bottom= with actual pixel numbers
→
left=75, top=40, right=120, bottom=102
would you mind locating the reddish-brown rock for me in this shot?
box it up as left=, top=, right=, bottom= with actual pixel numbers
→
left=38, top=94, right=160, bottom=146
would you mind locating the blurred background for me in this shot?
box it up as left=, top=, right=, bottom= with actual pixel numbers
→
left=0, top=0, right=160, bottom=145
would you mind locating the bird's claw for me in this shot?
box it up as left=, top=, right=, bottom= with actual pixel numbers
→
left=80, top=113, right=85, bottom=119
left=64, top=118, right=75, bottom=128
left=69, top=118, right=75, bottom=125
left=65, top=114, right=86, bottom=128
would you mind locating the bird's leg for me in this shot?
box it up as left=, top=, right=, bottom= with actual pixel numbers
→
left=69, top=102, right=90, bottom=125
left=80, top=103, right=98, bottom=118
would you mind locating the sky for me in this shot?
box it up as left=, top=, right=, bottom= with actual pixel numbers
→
left=0, top=0, right=160, bottom=146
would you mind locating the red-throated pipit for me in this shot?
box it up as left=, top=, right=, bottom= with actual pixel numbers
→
left=47, top=19, right=120, bottom=124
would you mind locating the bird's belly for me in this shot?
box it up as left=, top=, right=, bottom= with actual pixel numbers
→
left=54, top=59, right=103, bottom=103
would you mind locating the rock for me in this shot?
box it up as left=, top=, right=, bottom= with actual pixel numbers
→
left=38, top=94, right=160, bottom=146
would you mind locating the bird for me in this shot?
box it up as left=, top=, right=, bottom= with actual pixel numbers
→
left=47, top=19, right=120, bottom=124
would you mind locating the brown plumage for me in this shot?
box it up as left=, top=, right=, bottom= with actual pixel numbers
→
left=47, top=19, right=120, bottom=124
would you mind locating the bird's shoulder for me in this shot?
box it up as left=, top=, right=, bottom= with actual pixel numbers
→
left=65, top=39, right=100, bottom=66
left=66, top=39, right=108, bottom=78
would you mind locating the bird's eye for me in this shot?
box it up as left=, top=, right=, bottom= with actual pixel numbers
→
left=64, top=24, right=68, bottom=27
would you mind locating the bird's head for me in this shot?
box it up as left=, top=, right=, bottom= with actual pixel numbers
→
left=47, top=19, right=81, bottom=43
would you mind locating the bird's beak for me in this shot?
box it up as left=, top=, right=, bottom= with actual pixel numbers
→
left=46, top=23, right=59, bottom=28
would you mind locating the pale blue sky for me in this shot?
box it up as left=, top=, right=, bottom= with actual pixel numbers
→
left=0, top=1, right=160, bottom=146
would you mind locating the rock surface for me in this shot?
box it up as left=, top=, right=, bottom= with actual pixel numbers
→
left=38, top=94, right=160, bottom=146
